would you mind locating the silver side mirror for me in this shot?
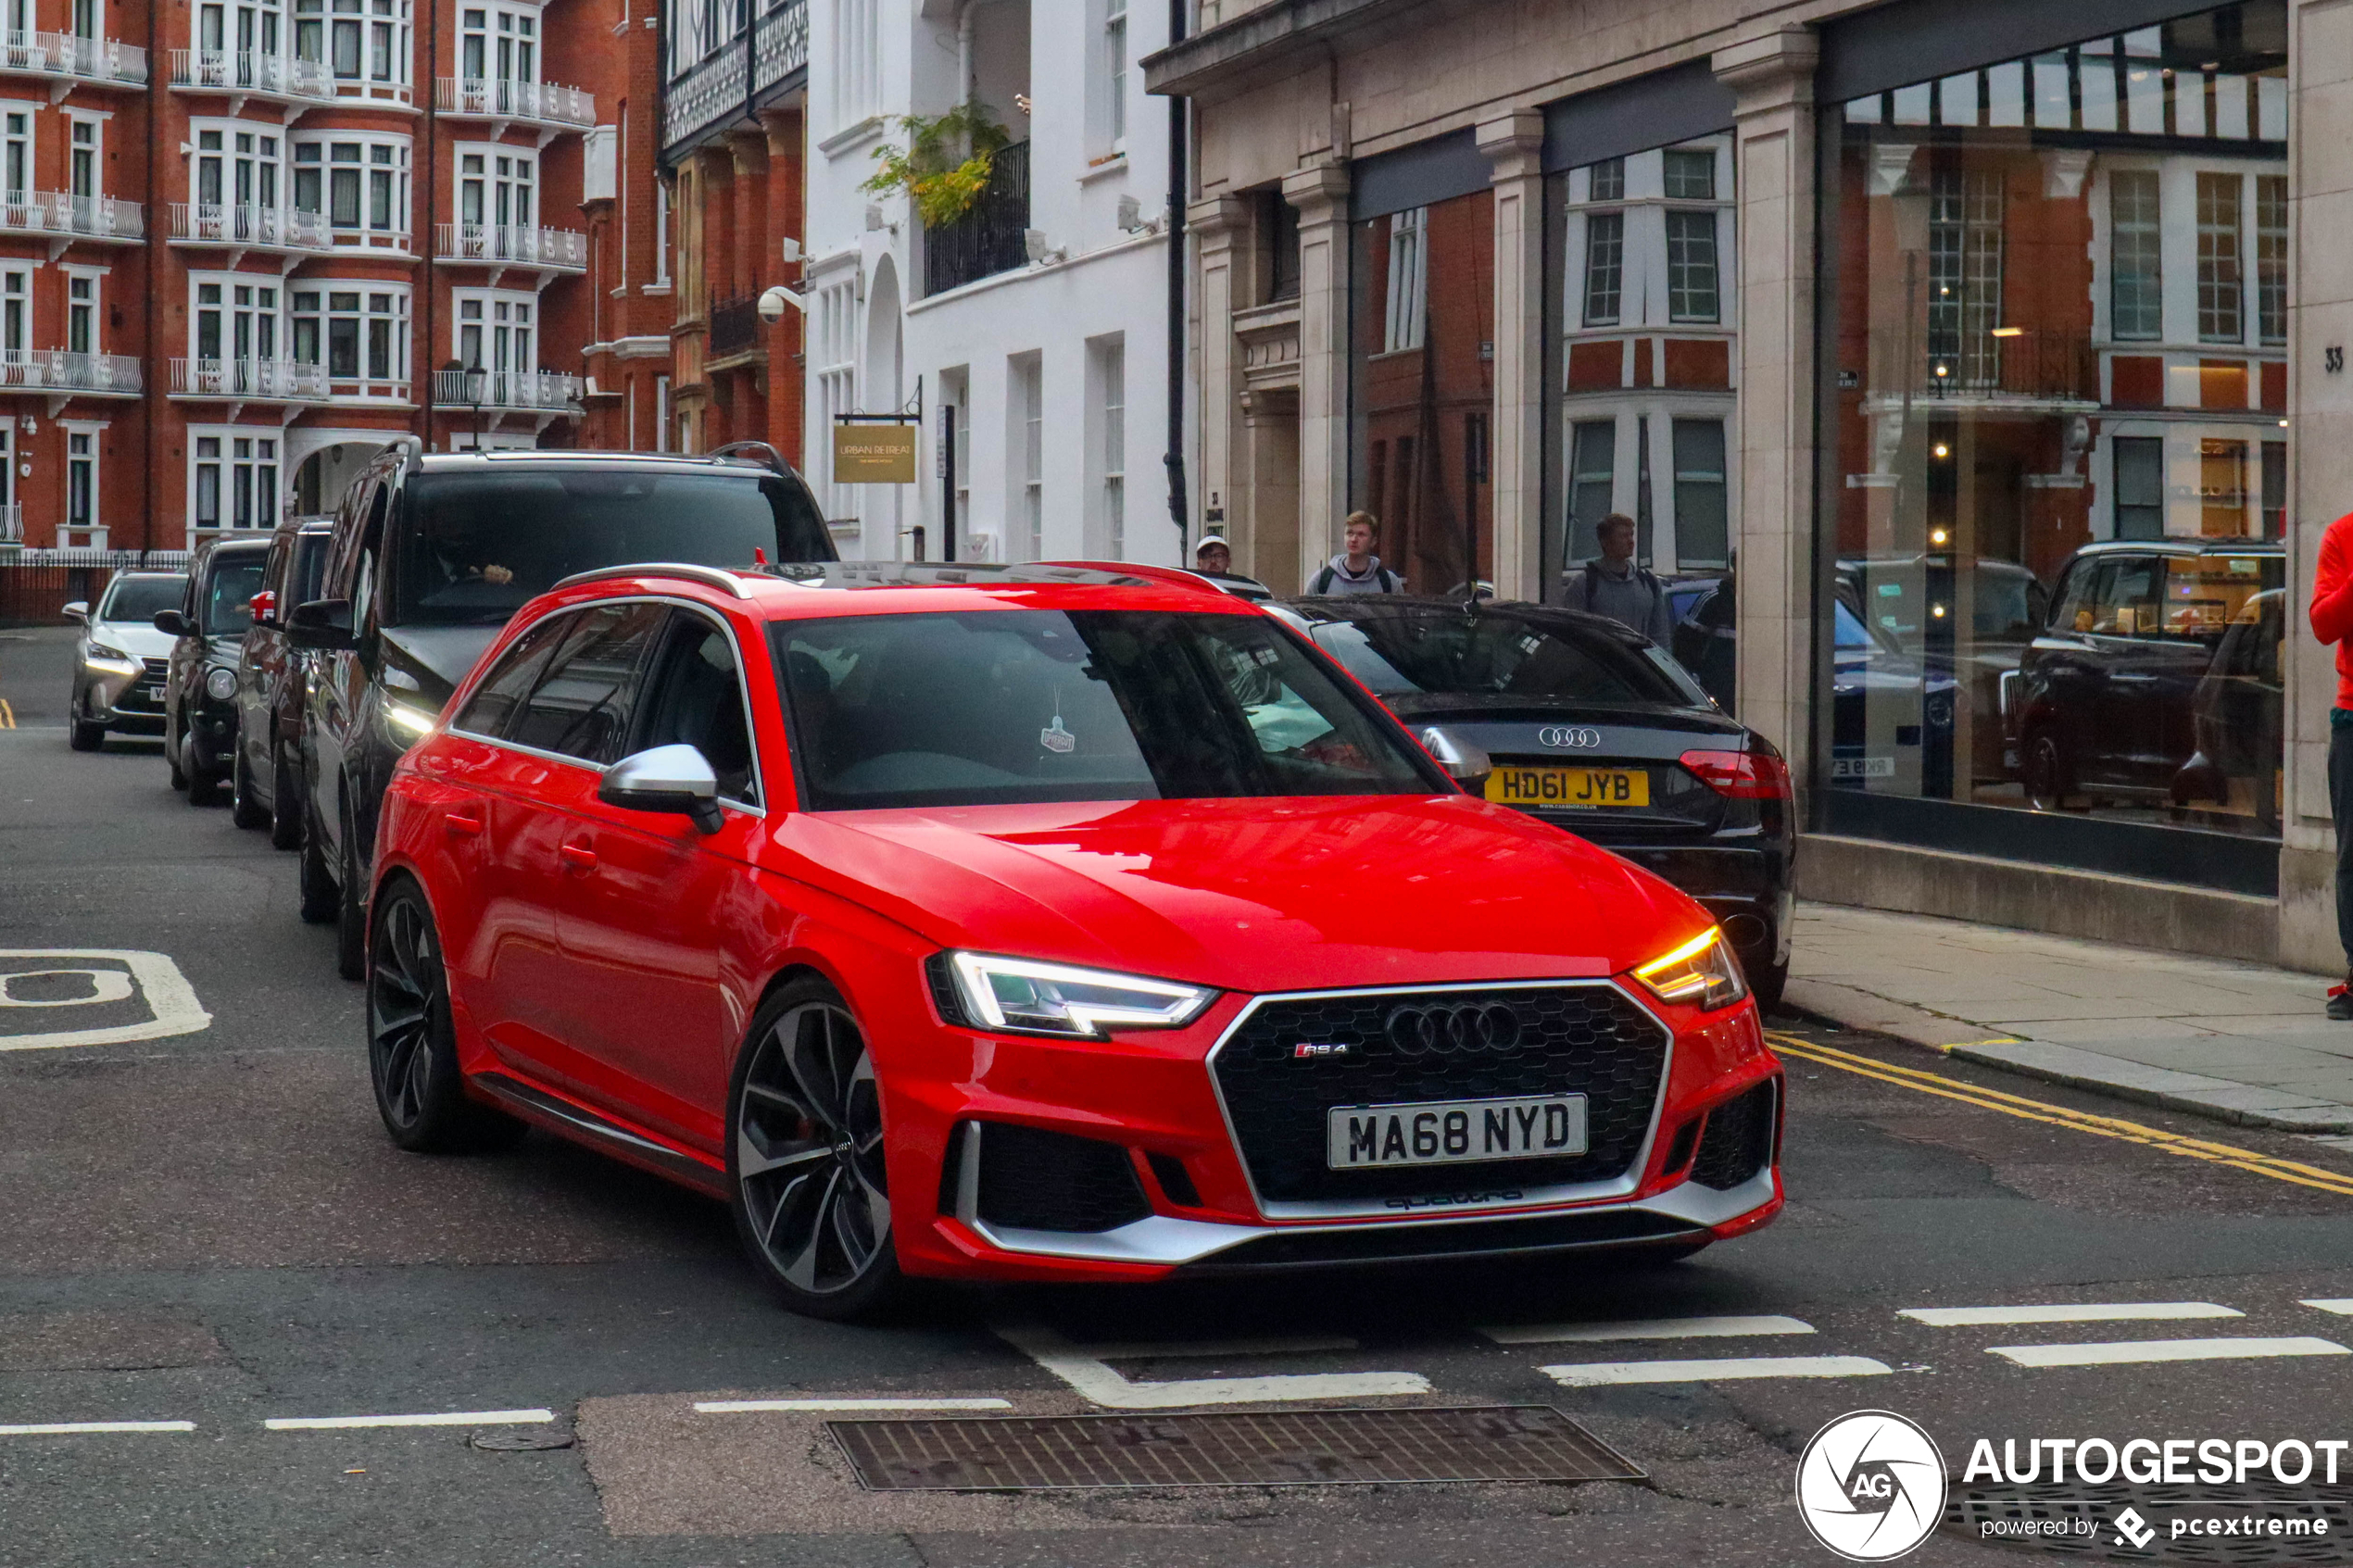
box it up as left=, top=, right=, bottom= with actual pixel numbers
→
left=61, top=600, right=87, bottom=622
left=1418, top=726, right=1492, bottom=790
left=599, top=743, right=723, bottom=833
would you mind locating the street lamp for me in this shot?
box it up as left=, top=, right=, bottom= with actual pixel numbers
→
left=443, top=357, right=486, bottom=450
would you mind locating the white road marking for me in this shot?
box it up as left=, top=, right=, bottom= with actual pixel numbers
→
left=997, top=1325, right=1429, bottom=1410
left=1484, top=1315, right=1814, bottom=1345
left=0, top=1420, right=195, bottom=1436
left=2299, top=1299, right=2353, bottom=1316
left=263, top=1409, right=556, bottom=1430
left=1903, top=1302, right=2243, bottom=1327
left=1079, top=1336, right=1363, bottom=1361
left=1988, top=1337, right=2350, bottom=1369
left=695, top=1399, right=1013, bottom=1413
left=0, top=949, right=210, bottom=1051
left=1541, top=1355, right=1892, bottom=1386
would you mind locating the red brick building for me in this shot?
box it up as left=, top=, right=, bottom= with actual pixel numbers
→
left=0, top=0, right=625, bottom=553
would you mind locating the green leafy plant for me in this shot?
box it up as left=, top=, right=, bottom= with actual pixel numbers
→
left=862, top=102, right=1013, bottom=228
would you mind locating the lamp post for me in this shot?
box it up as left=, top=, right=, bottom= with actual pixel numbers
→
left=443, top=357, right=486, bottom=450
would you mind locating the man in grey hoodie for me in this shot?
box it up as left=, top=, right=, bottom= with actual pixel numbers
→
left=1563, top=512, right=1675, bottom=645
left=1309, top=512, right=1408, bottom=595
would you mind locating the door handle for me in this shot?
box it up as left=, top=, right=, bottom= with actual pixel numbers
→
left=559, top=838, right=598, bottom=872
left=444, top=809, right=483, bottom=838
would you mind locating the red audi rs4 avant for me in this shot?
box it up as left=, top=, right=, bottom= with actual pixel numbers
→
left=366, top=560, right=1783, bottom=1319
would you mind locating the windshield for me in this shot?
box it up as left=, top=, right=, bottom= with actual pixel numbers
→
left=203, top=555, right=268, bottom=634
left=387, top=469, right=835, bottom=626
left=98, top=575, right=186, bottom=623
left=1847, top=561, right=2048, bottom=648
left=1304, top=608, right=1701, bottom=708
left=774, top=609, right=1441, bottom=809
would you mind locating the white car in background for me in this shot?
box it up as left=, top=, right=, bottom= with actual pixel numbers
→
left=66, top=571, right=188, bottom=751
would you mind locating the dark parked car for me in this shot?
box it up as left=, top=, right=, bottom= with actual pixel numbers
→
left=1838, top=555, right=2047, bottom=788
left=2008, top=539, right=2284, bottom=819
left=2177, top=586, right=2284, bottom=830
left=230, top=517, right=336, bottom=846
left=289, top=443, right=837, bottom=981
left=157, top=537, right=272, bottom=806
left=1271, top=595, right=1794, bottom=1010
left=65, top=570, right=187, bottom=748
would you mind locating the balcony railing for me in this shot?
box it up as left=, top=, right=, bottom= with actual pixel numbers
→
left=0, top=349, right=141, bottom=395
left=709, top=295, right=761, bottom=358
left=662, top=0, right=807, bottom=151
left=924, top=140, right=1030, bottom=297
left=0, top=503, right=19, bottom=545
left=0, top=191, right=143, bottom=242
left=169, top=358, right=327, bottom=401
left=1919, top=332, right=2099, bottom=404
left=434, top=221, right=586, bottom=270
left=432, top=368, right=583, bottom=410
left=434, top=76, right=594, bottom=127
left=0, top=30, right=147, bottom=86
left=169, top=47, right=332, bottom=99
left=168, top=203, right=331, bottom=250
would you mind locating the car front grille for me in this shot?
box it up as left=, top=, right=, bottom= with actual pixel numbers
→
left=1210, top=985, right=1668, bottom=1206
left=972, top=1122, right=1151, bottom=1234
left=110, top=658, right=171, bottom=714
left=1689, top=1078, right=1778, bottom=1191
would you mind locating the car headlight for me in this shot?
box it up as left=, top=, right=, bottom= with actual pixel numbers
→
left=205, top=667, right=238, bottom=702
left=938, top=951, right=1214, bottom=1038
left=381, top=697, right=437, bottom=739
left=82, top=643, right=139, bottom=675
left=1630, top=926, right=1749, bottom=1011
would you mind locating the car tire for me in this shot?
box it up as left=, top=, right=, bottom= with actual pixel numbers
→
left=166, top=713, right=187, bottom=791
left=334, top=803, right=368, bottom=982
left=1752, top=957, right=1788, bottom=1017
left=186, top=749, right=222, bottom=808
left=231, top=743, right=269, bottom=829
left=726, top=978, right=912, bottom=1323
left=298, top=803, right=340, bottom=924
left=68, top=705, right=104, bottom=751
left=269, top=745, right=303, bottom=850
left=2023, top=732, right=2073, bottom=812
left=367, top=878, right=526, bottom=1155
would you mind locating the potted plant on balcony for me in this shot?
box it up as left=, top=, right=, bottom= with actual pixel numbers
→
left=862, top=102, right=1012, bottom=228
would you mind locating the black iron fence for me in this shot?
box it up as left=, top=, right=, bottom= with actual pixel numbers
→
left=0, top=549, right=191, bottom=625
left=709, top=295, right=761, bottom=358
left=924, top=140, right=1030, bottom=298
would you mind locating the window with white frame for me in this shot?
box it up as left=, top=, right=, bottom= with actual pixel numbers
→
left=294, top=132, right=409, bottom=245
left=1383, top=207, right=1427, bottom=352
left=456, top=144, right=535, bottom=242
left=459, top=5, right=535, bottom=87
left=68, top=0, right=97, bottom=41
left=3, top=110, right=31, bottom=205
left=1091, top=336, right=1125, bottom=558
left=833, top=0, right=878, bottom=127
left=811, top=274, right=858, bottom=518
left=290, top=284, right=407, bottom=392
left=191, top=429, right=280, bottom=531
left=190, top=124, right=286, bottom=230
left=296, top=0, right=409, bottom=92
left=64, top=270, right=97, bottom=355
left=651, top=177, right=671, bottom=287
left=67, top=118, right=97, bottom=201
left=190, top=276, right=283, bottom=379
left=66, top=427, right=95, bottom=532
left=453, top=288, right=535, bottom=406
left=0, top=266, right=30, bottom=361
left=1099, top=0, right=1127, bottom=154
left=1013, top=352, right=1042, bottom=560
left=0, top=425, right=15, bottom=522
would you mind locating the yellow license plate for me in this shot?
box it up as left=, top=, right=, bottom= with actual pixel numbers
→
left=1486, top=767, right=1650, bottom=809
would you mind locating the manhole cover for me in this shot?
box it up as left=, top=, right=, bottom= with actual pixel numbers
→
left=1947, top=1480, right=2353, bottom=1562
left=470, top=1429, right=573, bottom=1451
left=826, top=1406, right=1644, bottom=1491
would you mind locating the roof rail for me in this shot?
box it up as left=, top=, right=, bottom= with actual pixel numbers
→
left=550, top=562, right=754, bottom=599
left=1036, top=558, right=1235, bottom=595
left=707, top=441, right=793, bottom=478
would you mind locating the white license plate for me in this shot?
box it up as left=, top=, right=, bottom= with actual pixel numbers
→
left=1327, top=1094, right=1588, bottom=1170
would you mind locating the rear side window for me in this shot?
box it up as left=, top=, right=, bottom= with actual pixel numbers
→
left=452, top=610, right=574, bottom=739
left=508, top=602, right=668, bottom=763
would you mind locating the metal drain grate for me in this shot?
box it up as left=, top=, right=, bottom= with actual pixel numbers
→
left=827, top=1406, right=1645, bottom=1491
left=1946, top=1481, right=2353, bottom=1562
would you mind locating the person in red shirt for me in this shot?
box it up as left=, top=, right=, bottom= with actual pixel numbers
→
left=2309, top=508, right=2353, bottom=1018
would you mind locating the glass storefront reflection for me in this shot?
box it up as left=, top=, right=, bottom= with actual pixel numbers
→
left=1351, top=189, right=1495, bottom=595
left=1830, top=0, right=2287, bottom=838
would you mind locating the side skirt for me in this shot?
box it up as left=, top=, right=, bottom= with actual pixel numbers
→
left=469, top=1070, right=730, bottom=1199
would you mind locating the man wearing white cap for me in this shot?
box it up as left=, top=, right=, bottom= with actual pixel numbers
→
left=1194, top=535, right=1233, bottom=576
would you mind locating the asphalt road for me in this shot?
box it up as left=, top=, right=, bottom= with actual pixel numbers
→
left=10, top=621, right=2353, bottom=1567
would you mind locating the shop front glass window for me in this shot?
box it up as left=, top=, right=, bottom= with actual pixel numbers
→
left=1349, top=188, right=1494, bottom=596
left=1828, top=0, right=2286, bottom=841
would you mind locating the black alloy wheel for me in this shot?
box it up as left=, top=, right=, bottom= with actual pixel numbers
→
left=297, top=803, right=339, bottom=923
left=334, top=797, right=367, bottom=982
left=232, top=741, right=269, bottom=829
left=365, top=880, right=523, bottom=1154
left=727, top=980, right=908, bottom=1321
left=269, top=744, right=303, bottom=850
left=2023, top=733, right=2073, bottom=813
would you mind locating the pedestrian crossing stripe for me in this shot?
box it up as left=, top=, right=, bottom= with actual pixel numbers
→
left=1768, top=1033, right=2353, bottom=1199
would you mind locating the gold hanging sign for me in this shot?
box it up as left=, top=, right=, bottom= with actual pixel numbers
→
left=833, top=420, right=919, bottom=483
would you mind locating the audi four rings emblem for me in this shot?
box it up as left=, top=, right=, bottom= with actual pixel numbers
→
left=1385, top=1002, right=1523, bottom=1057
left=1539, top=726, right=1603, bottom=749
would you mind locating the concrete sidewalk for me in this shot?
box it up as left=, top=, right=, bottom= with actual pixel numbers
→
left=1785, top=902, right=2353, bottom=1135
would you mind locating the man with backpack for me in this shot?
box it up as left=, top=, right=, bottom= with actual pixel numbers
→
left=1309, top=512, right=1408, bottom=595
left=1564, top=511, right=1675, bottom=644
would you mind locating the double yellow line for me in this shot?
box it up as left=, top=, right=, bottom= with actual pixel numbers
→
left=1768, top=1031, right=2353, bottom=1199
left=0, top=696, right=15, bottom=728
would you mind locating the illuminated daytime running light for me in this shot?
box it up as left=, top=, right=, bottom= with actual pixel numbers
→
left=1631, top=927, right=1750, bottom=1011
left=946, top=952, right=1214, bottom=1038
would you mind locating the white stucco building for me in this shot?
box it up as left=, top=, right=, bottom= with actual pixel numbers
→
left=803, top=0, right=1176, bottom=565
